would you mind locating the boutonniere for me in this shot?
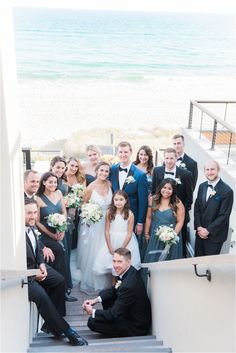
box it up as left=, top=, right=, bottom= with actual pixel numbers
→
left=115, top=280, right=122, bottom=289
left=175, top=177, right=181, bottom=185
left=34, top=229, right=41, bottom=240
left=125, top=176, right=135, bottom=184
left=179, top=162, right=187, bottom=169
left=210, top=190, right=216, bottom=197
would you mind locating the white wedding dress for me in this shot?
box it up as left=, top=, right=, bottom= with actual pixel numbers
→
left=77, top=188, right=112, bottom=295
left=93, top=213, right=141, bottom=275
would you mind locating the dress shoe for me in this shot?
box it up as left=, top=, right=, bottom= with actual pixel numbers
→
left=65, top=293, right=78, bottom=302
left=67, top=331, right=88, bottom=346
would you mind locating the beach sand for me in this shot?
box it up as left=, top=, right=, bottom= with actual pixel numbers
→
left=18, top=75, right=236, bottom=149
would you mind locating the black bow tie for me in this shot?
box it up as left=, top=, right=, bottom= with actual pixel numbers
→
left=119, top=167, right=128, bottom=173
left=207, top=184, right=213, bottom=189
left=165, top=171, right=174, bottom=175
left=177, top=157, right=183, bottom=161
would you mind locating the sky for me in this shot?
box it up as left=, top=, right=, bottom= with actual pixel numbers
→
left=9, top=0, right=236, bottom=14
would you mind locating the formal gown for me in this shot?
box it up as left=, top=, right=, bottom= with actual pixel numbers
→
left=144, top=208, right=183, bottom=262
left=77, top=188, right=113, bottom=295
left=39, top=194, right=67, bottom=279
left=93, top=213, right=141, bottom=275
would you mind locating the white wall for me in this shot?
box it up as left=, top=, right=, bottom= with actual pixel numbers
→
left=147, top=255, right=235, bottom=352
left=0, top=4, right=30, bottom=352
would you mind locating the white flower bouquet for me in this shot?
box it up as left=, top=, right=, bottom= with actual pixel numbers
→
left=65, top=183, right=85, bottom=208
left=71, top=183, right=86, bottom=198
left=47, top=213, right=68, bottom=232
left=80, top=201, right=103, bottom=226
left=155, top=225, right=179, bottom=261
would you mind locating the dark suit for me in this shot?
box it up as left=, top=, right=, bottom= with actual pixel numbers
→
left=26, top=229, right=69, bottom=336
left=110, top=163, right=148, bottom=226
left=88, top=266, right=151, bottom=337
left=178, top=153, right=198, bottom=191
left=194, top=179, right=234, bottom=256
left=152, top=165, right=193, bottom=215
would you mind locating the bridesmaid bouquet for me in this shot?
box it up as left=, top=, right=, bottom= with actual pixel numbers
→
left=47, top=213, right=68, bottom=232
left=155, top=225, right=179, bottom=261
left=80, top=201, right=103, bottom=226
left=65, top=183, right=85, bottom=208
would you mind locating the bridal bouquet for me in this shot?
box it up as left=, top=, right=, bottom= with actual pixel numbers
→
left=80, top=201, right=103, bottom=226
left=47, top=213, right=68, bottom=232
left=155, top=225, right=179, bottom=261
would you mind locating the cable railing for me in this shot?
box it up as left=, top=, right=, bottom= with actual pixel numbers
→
left=188, top=100, right=236, bottom=164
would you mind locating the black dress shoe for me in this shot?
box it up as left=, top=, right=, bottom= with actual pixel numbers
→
left=67, top=332, right=88, bottom=346
left=65, top=293, right=78, bottom=302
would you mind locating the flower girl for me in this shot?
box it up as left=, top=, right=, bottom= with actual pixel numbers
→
left=93, top=190, right=141, bottom=278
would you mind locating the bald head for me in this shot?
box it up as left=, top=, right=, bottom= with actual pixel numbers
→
left=204, top=160, right=220, bottom=182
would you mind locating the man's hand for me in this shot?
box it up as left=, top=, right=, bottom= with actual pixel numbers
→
left=43, top=247, right=55, bottom=263
left=135, top=223, right=143, bottom=235
left=197, top=227, right=209, bottom=239
left=36, top=264, right=47, bottom=282
left=82, top=298, right=98, bottom=307
left=83, top=303, right=93, bottom=315
left=55, top=232, right=65, bottom=241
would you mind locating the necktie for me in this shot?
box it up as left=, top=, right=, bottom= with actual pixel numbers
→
left=119, top=166, right=128, bottom=173
left=177, top=157, right=183, bottom=161
left=165, top=171, right=174, bottom=175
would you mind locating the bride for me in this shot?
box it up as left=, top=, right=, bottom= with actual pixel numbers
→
left=77, top=161, right=112, bottom=295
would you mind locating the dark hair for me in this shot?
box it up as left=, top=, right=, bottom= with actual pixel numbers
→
left=153, top=178, right=179, bottom=214
left=133, top=145, right=154, bottom=175
left=108, top=190, right=130, bottom=222
left=114, top=247, right=131, bottom=260
left=36, top=172, right=58, bottom=196
left=66, top=157, right=85, bottom=184
left=172, top=134, right=184, bottom=141
left=24, top=198, right=38, bottom=207
left=95, top=161, right=111, bottom=172
left=50, top=156, right=67, bottom=181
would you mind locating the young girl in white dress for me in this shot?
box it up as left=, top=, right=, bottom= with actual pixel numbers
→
left=93, top=190, right=141, bottom=279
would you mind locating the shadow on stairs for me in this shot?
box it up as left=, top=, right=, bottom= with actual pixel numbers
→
left=27, top=284, right=172, bottom=353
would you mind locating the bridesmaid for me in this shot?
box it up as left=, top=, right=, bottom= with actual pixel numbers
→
left=82, top=145, right=101, bottom=186
left=143, top=178, right=185, bottom=262
left=50, top=156, right=76, bottom=301
left=134, top=145, right=154, bottom=194
left=50, top=156, right=68, bottom=195
left=35, top=172, right=67, bottom=282
left=65, top=156, right=86, bottom=249
left=134, top=145, right=154, bottom=260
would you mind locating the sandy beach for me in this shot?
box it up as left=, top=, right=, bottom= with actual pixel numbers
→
left=18, top=75, right=236, bottom=149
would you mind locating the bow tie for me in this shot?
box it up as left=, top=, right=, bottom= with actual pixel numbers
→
left=119, top=167, right=128, bottom=173
left=207, top=184, right=213, bottom=189
left=177, top=157, right=183, bottom=161
left=165, top=171, right=174, bottom=175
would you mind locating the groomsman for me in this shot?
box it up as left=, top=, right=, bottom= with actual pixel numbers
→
left=172, top=134, right=198, bottom=190
left=24, top=199, right=88, bottom=346
left=110, top=141, right=148, bottom=238
left=152, top=147, right=193, bottom=257
left=24, top=169, right=40, bottom=200
left=194, top=161, right=233, bottom=256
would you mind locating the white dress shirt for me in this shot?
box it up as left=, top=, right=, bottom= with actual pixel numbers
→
left=206, top=177, right=220, bottom=201
left=26, top=227, right=36, bottom=255
left=164, top=167, right=176, bottom=180
left=119, top=162, right=132, bottom=189
left=176, top=153, right=185, bottom=167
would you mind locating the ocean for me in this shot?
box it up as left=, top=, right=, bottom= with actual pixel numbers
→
left=13, top=8, right=236, bottom=80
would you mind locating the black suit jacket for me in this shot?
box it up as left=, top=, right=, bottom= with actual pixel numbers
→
left=26, top=228, right=44, bottom=270
left=152, top=165, right=193, bottom=214
left=180, top=153, right=198, bottom=191
left=95, top=266, right=151, bottom=336
left=194, top=179, right=234, bottom=243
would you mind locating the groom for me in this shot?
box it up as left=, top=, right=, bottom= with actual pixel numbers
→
left=83, top=248, right=151, bottom=337
left=110, top=141, right=148, bottom=239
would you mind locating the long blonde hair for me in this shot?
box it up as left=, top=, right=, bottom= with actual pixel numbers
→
left=67, top=157, right=86, bottom=184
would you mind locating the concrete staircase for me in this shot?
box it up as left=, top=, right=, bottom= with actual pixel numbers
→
left=28, top=284, right=172, bottom=353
